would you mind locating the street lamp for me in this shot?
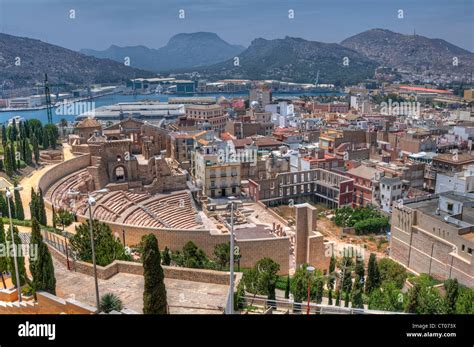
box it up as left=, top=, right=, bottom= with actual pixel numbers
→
left=227, top=201, right=235, bottom=314
left=306, top=266, right=315, bottom=315
left=67, top=188, right=109, bottom=312
left=4, top=185, right=23, bottom=302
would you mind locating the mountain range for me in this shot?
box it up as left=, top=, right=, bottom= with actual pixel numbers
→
left=1, top=29, right=472, bottom=90
left=0, top=33, right=153, bottom=90
left=341, top=29, right=474, bottom=76
left=80, top=32, right=245, bottom=72
left=189, top=36, right=378, bottom=85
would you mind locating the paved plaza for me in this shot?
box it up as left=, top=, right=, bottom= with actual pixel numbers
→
left=53, top=257, right=229, bottom=314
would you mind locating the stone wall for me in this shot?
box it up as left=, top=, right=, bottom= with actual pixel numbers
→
left=38, top=154, right=91, bottom=196
left=46, top=240, right=243, bottom=285
left=73, top=218, right=291, bottom=274
left=390, top=205, right=473, bottom=287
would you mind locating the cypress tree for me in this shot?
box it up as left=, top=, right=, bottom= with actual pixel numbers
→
left=4, top=145, right=13, bottom=177
left=38, top=188, right=47, bottom=226
left=366, top=253, right=380, bottom=294
left=7, top=194, right=15, bottom=220
left=405, top=282, right=421, bottom=313
left=29, top=218, right=56, bottom=295
left=10, top=120, right=17, bottom=142
left=0, top=193, right=8, bottom=218
left=444, top=279, right=459, bottom=314
left=351, top=275, right=364, bottom=309
left=0, top=219, right=8, bottom=288
left=29, top=188, right=38, bottom=222
left=14, top=183, right=24, bottom=221
left=161, top=246, right=171, bottom=266
left=24, top=139, right=32, bottom=165
left=1, top=124, right=7, bottom=147
left=328, top=288, right=333, bottom=305
left=335, top=289, right=341, bottom=306
left=315, top=278, right=324, bottom=304
left=10, top=141, right=16, bottom=171
left=32, top=134, right=40, bottom=165
left=344, top=289, right=350, bottom=307
left=6, top=226, right=27, bottom=287
left=284, top=275, right=290, bottom=299
left=142, top=234, right=167, bottom=314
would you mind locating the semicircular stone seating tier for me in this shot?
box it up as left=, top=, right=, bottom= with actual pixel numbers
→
left=119, top=191, right=199, bottom=229
left=45, top=171, right=201, bottom=230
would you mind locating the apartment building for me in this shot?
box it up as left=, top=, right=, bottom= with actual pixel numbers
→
left=390, top=192, right=474, bottom=287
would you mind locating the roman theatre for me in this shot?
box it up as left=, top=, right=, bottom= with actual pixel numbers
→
left=37, top=118, right=325, bottom=274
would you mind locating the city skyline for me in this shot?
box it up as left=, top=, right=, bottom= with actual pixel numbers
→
left=0, top=0, right=473, bottom=52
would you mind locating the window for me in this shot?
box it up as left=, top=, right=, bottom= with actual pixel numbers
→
left=115, top=166, right=125, bottom=182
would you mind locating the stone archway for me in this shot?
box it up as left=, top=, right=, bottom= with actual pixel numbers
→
left=114, top=165, right=126, bottom=182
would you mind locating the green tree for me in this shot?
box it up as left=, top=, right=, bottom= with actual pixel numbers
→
left=234, top=281, right=246, bottom=311
left=142, top=234, right=167, bottom=314
left=344, top=290, right=350, bottom=307
left=100, top=293, right=123, bottom=313
left=55, top=208, right=74, bottom=233
left=4, top=144, right=13, bottom=177
left=284, top=275, right=290, bottom=299
left=290, top=265, right=320, bottom=304
left=443, top=279, right=458, bottom=314
left=351, top=275, right=364, bottom=309
left=1, top=124, right=7, bottom=147
left=181, top=241, right=209, bottom=269
left=368, top=281, right=404, bottom=312
left=417, top=286, right=443, bottom=314
left=29, top=218, right=56, bottom=295
left=0, top=193, right=8, bottom=217
left=13, top=183, right=24, bottom=221
left=0, top=219, right=8, bottom=288
left=213, top=242, right=230, bottom=270
left=161, top=246, right=171, bottom=266
left=31, top=134, right=40, bottom=165
left=365, top=253, right=380, bottom=293
left=328, top=288, right=333, bottom=305
left=455, top=287, right=474, bottom=314
left=378, top=258, right=407, bottom=289
left=405, top=282, right=421, bottom=313
left=254, top=257, right=280, bottom=304
left=70, top=220, right=130, bottom=266
left=6, top=226, right=27, bottom=287
left=335, top=288, right=341, bottom=306
left=315, top=277, right=324, bottom=304
left=37, top=188, right=47, bottom=226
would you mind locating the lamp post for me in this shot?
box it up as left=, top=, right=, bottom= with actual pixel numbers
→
left=306, top=266, right=315, bottom=315
left=228, top=201, right=235, bottom=314
left=5, top=186, right=23, bottom=302
left=67, top=188, right=108, bottom=312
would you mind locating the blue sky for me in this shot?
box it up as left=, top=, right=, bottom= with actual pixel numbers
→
left=0, top=0, right=472, bottom=51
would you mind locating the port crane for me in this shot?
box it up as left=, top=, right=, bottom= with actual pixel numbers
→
left=44, top=73, right=53, bottom=124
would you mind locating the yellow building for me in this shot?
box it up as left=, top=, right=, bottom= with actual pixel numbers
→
left=464, top=89, right=474, bottom=101
left=194, top=148, right=241, bottom=198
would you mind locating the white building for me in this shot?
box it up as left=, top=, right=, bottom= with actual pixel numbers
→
left=379, top=176, right=403, bottom=213
left=435, top=165, right=474, bottom=194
